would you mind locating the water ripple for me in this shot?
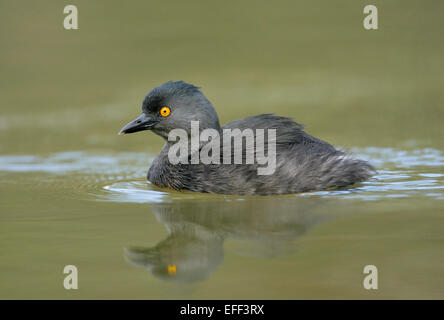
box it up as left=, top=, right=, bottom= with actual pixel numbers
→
left=0, top=147, right=443, bottom=202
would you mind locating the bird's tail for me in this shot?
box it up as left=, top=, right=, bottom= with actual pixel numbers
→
left=319, top=152, right=375, bottom=189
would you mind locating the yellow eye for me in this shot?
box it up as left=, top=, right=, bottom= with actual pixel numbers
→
left=160, top=106, right=171, bottom=117
left=167, top=264, right=177, bottom=274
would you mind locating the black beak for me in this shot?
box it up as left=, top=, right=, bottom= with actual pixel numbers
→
left=118, top=114, right=158, bottom=135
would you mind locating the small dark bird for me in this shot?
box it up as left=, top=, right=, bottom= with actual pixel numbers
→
left=119, top=81, right=374, bottom=195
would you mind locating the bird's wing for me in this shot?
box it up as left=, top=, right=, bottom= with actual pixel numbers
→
left=193, top=114, right=336, bottom=166
left=222, top=114, right=336, bottom=149
left=222, top=114, right=305, bottom=146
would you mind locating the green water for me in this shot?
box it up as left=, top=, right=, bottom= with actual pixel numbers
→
left=1, top=1, right=444, bottom=299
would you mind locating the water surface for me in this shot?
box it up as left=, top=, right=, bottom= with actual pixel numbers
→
left=1, top=147, right=443, bottom=299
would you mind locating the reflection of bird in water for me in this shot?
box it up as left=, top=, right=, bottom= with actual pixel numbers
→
left=125, top=196, right=333, bottom=283
left=119, top=81, right=374, bottom=195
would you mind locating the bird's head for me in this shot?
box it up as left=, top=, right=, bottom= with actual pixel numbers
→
left=119, top=81, right=221, bottom=140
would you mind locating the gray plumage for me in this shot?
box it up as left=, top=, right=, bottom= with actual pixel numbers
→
left=119, top=81, right=375, bottom=195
